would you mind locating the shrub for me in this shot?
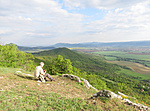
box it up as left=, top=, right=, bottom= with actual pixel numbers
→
left=45, top=55, right=73, bottom=75
left=0, top=44, right=35, bottom=71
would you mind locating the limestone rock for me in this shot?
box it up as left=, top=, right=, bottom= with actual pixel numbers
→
left=61, top=74, right=98, bottom=91
left=14, top=71, right=33, bottom=77
left=90, top=90, right=149, bottom=111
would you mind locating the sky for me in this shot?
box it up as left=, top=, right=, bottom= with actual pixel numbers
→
left=0, top=0, right=150, bottom=46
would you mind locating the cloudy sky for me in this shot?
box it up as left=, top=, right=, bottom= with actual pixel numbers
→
left=0, top=0, right=150, bottom=46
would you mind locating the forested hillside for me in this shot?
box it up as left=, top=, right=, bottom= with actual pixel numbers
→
left=33, top=48, right=150, bottom=106
left=33, top=47, right=120, bottom=74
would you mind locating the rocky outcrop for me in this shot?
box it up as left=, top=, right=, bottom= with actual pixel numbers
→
left=91, top=90, right=122, bottom=99
left=81, top=78, right=98, bottom=91
left=61, top=74, right=81, bottom=83
left=61, top=74, right=98, bottom=91
left=91, top=90, right=149, bottom=111
left=14, top=71, right=46, bottom=83
left=14, top=71, right=33, bottom=77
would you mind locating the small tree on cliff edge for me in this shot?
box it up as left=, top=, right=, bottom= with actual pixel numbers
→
left=45, top=55, right=73, bottom=75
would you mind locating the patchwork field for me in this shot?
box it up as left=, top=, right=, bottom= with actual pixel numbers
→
left=106, top=61, right=150, bottom=80
left=95, top=51, right=150, bottom=61
left=92, top=50, right=150, bottom=80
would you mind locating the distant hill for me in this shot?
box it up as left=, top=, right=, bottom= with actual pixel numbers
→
left=33, top=47, right=119, bottom=74
left=33, top=47, right=86, bottom=59
left=8, top=40, right=150, bottom=52
left=17, top=45, right=55, bottom=51
left=7, top=43, right=55, bottom=52
left=53, top=41, right=150, bottom=48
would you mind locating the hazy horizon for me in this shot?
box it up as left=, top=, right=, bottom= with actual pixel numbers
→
left=6, top=40, right=150, bottom=47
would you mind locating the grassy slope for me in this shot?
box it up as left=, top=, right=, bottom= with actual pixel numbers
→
left=0, top=67, right=134, bottom=111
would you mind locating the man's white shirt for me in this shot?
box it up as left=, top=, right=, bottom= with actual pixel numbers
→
left=34, top=66, right=45, bottom=79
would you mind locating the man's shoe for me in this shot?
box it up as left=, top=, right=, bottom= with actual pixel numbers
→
left=51, top=79, right=55, bottom=81
left=37, top=80, right=41, bottom=82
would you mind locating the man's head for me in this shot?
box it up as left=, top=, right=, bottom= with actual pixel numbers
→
left=40, top=62, right=44, bottom=67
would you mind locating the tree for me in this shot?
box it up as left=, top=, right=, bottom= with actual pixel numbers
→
left=0, top=44, right=35, bottom=71
left=45, top=55, right=73, bottom=75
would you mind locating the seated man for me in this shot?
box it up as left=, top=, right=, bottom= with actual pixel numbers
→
left=34, top=62, right=54, bottom=82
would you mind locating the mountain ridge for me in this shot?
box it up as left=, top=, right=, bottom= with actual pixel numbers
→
left=8, top=40, right=150, bottom=50
left=53, top=40, right=150, bottom=48
left=7, top=43, right=55, bottom=52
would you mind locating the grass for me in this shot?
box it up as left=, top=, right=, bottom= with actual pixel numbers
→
left=0, top=67, right=135, bottom=111
left=0, top=91, right=101, bottom=111
left=105, top=56, right=117, bottom=61
left=101, top=77, right=116, bottom=83
left=90, top=97, right=134, bottom=111
left=0, top=67, right=100, bottom=111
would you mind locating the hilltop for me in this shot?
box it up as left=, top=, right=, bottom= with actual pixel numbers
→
left=32, top=47, right=118, bottom=74
left=0, top=67, right=134, bottom=111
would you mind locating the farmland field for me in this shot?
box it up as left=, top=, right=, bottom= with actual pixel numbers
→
left=94, top=51, right=150, bottom=61
left=105, top=56, right=117, bottom=61
left=106, top=61, right=150, bottom=80
left=92, top=51, right=150, bottom=80
left=120, top=69, right=150, bottom=80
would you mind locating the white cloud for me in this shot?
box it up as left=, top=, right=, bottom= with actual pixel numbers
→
left=63, top=0, right=144, bottom=9
left=0, top=0, right=85, bottom=45
left=0, top=0, right=150, bottom=46
left=82, top=0, right=150, bottom=40
left=0, top=29, right=11, bottom=34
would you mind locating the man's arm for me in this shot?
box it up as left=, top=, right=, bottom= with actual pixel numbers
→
left=40, top=68, right=45, bottom=75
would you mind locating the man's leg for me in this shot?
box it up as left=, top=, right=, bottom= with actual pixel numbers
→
left=39, top=75, right=45, bottom=83
left=44, top=73, right=54, bottom=81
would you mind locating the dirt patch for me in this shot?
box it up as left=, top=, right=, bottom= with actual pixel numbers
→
left=33, top=77, right=95, bottom=99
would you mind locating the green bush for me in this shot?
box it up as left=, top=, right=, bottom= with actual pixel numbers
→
left=0, top=44, right=35, bottom=71
left=45, top=55, right=73, bottom=75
